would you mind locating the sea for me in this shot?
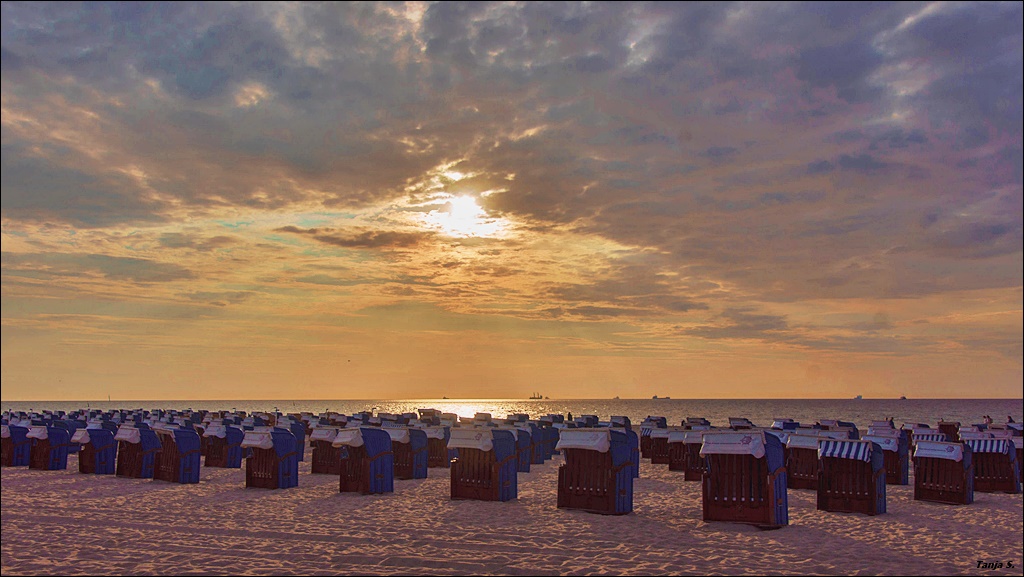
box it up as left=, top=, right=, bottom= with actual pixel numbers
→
left=3, top=398, right=1022, bottom=429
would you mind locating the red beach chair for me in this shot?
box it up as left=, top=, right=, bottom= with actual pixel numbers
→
left=667, top=429, right=688, bottom=472
left=963, top=438, right=1020, bottom=494
left=680, top=431, right=707, bottom=481
left=913, top=441, right=973, bottom=505
left=863, top=431, right=910, bottom=485
left=784, top=434, right=821, bottom=490
left=937, top=421, right=961, bottom=443
left=648, top=427, right=676, bottom=465
left=309, top=427, right=342, bottom=475
left=817, top=440, right=886, bottom=516
left=701, top=431, right=788, bottom=528
left=423, top=426, right=450, bottom=468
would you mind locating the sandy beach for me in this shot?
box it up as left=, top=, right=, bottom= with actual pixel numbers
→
left=2, top=446, right=1021, bottom=576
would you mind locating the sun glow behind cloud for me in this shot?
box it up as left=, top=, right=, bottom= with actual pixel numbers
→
left=421, top=195, right=510, bottom=239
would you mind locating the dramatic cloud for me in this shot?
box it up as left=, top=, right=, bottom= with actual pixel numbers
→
left=2, top=2, right=1020, bottom=400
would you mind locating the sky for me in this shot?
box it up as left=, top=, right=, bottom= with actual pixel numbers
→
left=1, top=2, right=1021, bottom=401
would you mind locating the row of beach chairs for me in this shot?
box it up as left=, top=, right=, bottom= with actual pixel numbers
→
left=638, top=415, right=1021, bottom=528
left=5, top=409, right=1020, bottom=529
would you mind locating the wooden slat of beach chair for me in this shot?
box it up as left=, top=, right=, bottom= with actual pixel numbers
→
left=973, top=452, right=1020, bottom=494
left=154, top=436, right=176, bottom=482
left=116, top=441, right=145, bottom=478
left=428, top=438, right=448, bottom=468
left=29, top=438, right=50, bottom=470
left=668, top=443, right=684, bottom=471
left=79, top=442, right=96, bottom=474
left=684, top=444, right=704, bottom=481
left=394, top=441, right=412, bottom=480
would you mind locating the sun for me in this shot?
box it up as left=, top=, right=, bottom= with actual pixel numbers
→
left=425, top=195, right=507, bottom=238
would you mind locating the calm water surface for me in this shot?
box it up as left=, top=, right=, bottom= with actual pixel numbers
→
left=3, top=398, right=1021, bottom=429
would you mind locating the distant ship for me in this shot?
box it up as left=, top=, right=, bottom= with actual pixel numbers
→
left=854, top=395, right=863, bottom=400
left=529, top=392, right=543, bottom=399
left=652, top=395, right=671, bottom=400
left=899, top=395, right=907, bottom=400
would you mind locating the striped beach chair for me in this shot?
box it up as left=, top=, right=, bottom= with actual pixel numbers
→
left=963, top=438, right=1020, bottom=494
left=334, top=427, right=394, bottom=494
left=913, top=440, right=973, bottom=505
left=556, top=428, right=633, bottom=515
left=72, top=426, right=117, bottom=475
left=448, top=428, right=518, bottom=502
left=701, top=431, right=788, bottom=528
left=241, top=428, right=298, bottom=490
left=817, top=439, right=886, bottom=515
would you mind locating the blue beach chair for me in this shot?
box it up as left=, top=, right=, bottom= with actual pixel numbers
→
left=448, top=428, right=518, bottom=501
left=334, top=427, right=394, bottom=494
left=556, top=428, right=634, bottom=514
left=72, top=426, right=117, bottom=475
left=153, top=427, right=201, bottom=484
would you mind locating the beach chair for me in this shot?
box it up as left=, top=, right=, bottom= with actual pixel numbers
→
left=448, top=428, right=518, bottom=502
left=911, top=431, right=948, bottom=450
left=649, top=427, right=679, bottom=465
left=913, top=441, right=973, bottom=505
left=241, top=428, right=298, bottom=490
left=863, top=431, right=910, bottom=485
left=287, top=421, right=307, bottom=462
left=701, top=431, right=788, bottom=528
left=667, top=429, right=688, bottom=472
left=203, top=424, right=244, bottom=468
left=556, top=428, right=633, bottom=515
left=71, top=426, right=117, bottom=475
left=673, top=430, right=707, bottom=481
left=422, top=426, right=451, bottom=468
left=388, top=426, right=428, bottom=480
left=115, top=425, right=162, bottom=479
left=964, top=438, right=1020, bottom=494
left=58, top=420, right=83, bottom=454
left=153, top=427, right=201, bottom=484
left=1, top=424, right=32, bottom=467
left=524, top=423, right=546, bottom=464
left=728, top=417, right=756, bottom=430
left=937, top=421, right=961, bottom=443
left=640, top=416, right=667, bottom=458
left=784, top=434, right=821, bottom=490
left=333, top=427, right=394, bottom=494
left=817, top=440, right=886, bottom=515
left=512, top=425, right=532, bottom=473
left=310, top=427, right=342, bottom=475
left=27, top=425, right=70, bottom=470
